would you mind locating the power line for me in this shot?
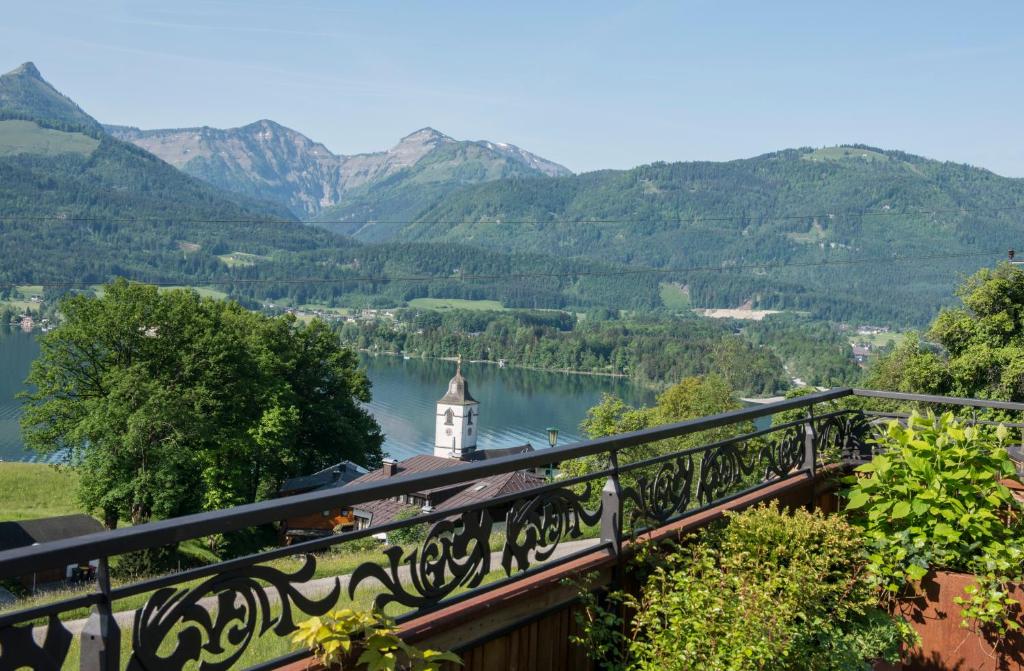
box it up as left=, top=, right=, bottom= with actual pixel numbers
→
left=0, top=249, right=1002, bottom=290
left=2, top=205, right=1023, bottom=228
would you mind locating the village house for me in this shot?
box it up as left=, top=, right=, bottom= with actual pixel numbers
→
left=278, top=461, right=366, bottom=544
left=0, top=515, right=104, bottom=591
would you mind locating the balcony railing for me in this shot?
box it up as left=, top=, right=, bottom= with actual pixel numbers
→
left=1, top=388, right=1021, bottom=670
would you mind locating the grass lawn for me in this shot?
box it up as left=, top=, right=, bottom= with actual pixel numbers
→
left=0, top=462, right=81, bottom=521
left=659, top=282, right=690, bottom=310
left=0, top=120, right=99, bottom=158
left=408, top=298, right=504, bottom=312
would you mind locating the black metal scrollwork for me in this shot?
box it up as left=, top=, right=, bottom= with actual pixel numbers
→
left=622, top=453, right=696, bottom=527
left=697, top=422, right=809, bottom=506
left=127, top=554, right=339, bottom=671
left=761, top=422, right=807, bottom=479
left=0, top=615, right=72, bottom=671
left=816, top=412, right=872, bottom=462
left=348, top=508, right=492, bottom=611
left=502, top=484, right=602, bottom=574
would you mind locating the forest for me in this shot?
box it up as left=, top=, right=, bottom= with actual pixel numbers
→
left=359, top=146, right=1024, bottom=326
left=333, top=309, right=862, bottom=396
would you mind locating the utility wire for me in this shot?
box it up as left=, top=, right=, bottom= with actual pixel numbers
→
left=0, top=249, right=1002, bottom=289
left=2, top=205, right=1024, bottom=227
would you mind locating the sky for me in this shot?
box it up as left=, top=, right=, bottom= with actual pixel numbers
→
left=2, top=1, right=1022, bottom=176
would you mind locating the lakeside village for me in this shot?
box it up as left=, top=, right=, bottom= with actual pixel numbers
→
left=0, top=359, right=553, bottom=594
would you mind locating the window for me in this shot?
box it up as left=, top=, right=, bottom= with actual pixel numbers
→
left=467, top=410, right=474, bottom=425
left=444, top=408, right=454, bottom=425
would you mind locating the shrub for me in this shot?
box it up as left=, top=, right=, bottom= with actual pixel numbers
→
left=573, top=503, right=913, bottom=671
left=292, top=608, right=460, bottom=670
left=387, top=507, right=427, bottom=546
left=843, top=411, right=1024, bottom=633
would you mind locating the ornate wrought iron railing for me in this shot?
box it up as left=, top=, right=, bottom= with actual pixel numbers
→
left=1, top=388, right=1022, bottom=670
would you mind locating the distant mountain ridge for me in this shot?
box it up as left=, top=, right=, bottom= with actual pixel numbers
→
left=379, top=144, right=1024, bottom=324
left=107, top=121, right=571, bottom=218
left=0, top=62, right=652, bottom=313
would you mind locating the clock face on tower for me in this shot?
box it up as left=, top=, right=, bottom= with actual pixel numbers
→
left=445, top=428, right=453, bottom=436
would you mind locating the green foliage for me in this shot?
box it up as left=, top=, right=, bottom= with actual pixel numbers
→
left=843, top=412, right=1024, bottom=633
left=338, top=310, right=789, bottom=395
left=363, top=146, right=1024, bottom=326
left=292, top=608, right=461, bottom=671
left=565, top=375, right=751, bottom=516
left=386, top=507, right=427, bottom=546
left=867, top=264, right=1024, bottom=400
left=744, top=315, right=862, bottom=387
left=20, top=280, right=383, bottom=529
left=572, top=503, right=914, bottom=670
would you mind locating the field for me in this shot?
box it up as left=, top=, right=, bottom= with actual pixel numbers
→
left=408, top=297, right=505, bottom=311
left=0, top=462, right=80, bottom=521
left=0, top=119, right=99, bottom=157
left=849, top=330, right=907, bottom=349
left=217, top=251, right=269, bottom=268
left=802, top=146, right=890, bottom=163
left=659, top=282, right=690, bottom=310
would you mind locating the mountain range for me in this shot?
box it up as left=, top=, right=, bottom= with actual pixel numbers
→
left=4, top=60, right=1024, bottom=325
left=0, top=62, right=650, bottom=312
left=107, top=120, right=570, bottom=222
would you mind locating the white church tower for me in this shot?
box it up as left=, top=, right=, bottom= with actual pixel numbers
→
left=434, top=357, right=479, bottom=459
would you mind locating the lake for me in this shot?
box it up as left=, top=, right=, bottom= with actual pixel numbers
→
left=0, top=328, right=655, bottom=463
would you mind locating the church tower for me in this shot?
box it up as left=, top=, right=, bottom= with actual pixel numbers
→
left=434, top=357, right=479, bottom=459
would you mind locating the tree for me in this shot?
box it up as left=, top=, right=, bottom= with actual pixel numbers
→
left=565, top=375, right=748, bottom=511
left=20, top=280, right=383, bottom=528
left=866, top=263, right=1024, bottom=400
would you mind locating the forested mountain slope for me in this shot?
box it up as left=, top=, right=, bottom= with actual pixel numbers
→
left=383, top=146, right=1024, bottom=325
left=0, top=63, right=650, bottom=311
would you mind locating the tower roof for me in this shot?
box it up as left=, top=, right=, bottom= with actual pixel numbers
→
left=438, top=357, right=477, bottom=405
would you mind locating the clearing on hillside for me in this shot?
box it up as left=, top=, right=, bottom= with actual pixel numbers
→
left=408, top=298, right=505, bottom=311
left=659, top=282, right=691, bottom=310
left=0, top=119, right=99, bottom=157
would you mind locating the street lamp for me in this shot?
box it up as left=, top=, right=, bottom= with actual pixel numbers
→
left=545, top=427, right=559, bottom=481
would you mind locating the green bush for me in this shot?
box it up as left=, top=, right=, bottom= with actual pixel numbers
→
left=843, top=411, right=1024, bottom=632
left=573, top=503, right=913, bottom=671
left=386, top=507, right=427, bottom=547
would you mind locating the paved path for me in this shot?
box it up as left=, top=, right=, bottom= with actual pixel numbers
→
left=40, top=538, right=601, bottom=639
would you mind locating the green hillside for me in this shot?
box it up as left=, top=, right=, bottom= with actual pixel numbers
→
left=0, top=63, right=654, bottom=311
left=0, top=62, right=101, bottom=131
left=364, top=147, right=1024, bottom=325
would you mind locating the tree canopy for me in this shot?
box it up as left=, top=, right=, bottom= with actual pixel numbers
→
left=866, top=263, right=1024, bottom=400
left=20, top=280, right=383, bottom=528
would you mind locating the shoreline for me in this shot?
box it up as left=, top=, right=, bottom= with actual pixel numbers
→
left=356, top=349, right=636, bottom=380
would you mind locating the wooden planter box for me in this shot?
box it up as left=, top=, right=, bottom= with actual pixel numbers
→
left=889, top=571, right=1024, bottom=671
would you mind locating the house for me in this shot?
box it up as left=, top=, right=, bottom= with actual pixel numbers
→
left=278, top=461, right=366, bottom=544
left=0, top=515, right=104, bottom=591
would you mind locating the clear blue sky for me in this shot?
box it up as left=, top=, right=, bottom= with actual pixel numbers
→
left=2, top=1, right=1022, bottom=175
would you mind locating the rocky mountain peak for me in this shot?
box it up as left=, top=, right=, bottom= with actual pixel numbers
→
left=0, top=61, right=102, bottom=131
left=8, top=62, right=42, bottom=79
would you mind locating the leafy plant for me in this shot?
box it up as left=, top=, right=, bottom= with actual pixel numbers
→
left=571, top=503, right=914, bottom=670
left=292, top=608, right=461, bottom=671
left=843, top=411, right=1024, bottom=633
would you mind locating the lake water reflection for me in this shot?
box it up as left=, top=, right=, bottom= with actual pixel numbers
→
left=0, top=329, right=656, bottom=463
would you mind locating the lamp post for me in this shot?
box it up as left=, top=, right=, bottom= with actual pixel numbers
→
left=545, top=427, right=558, bottom=481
